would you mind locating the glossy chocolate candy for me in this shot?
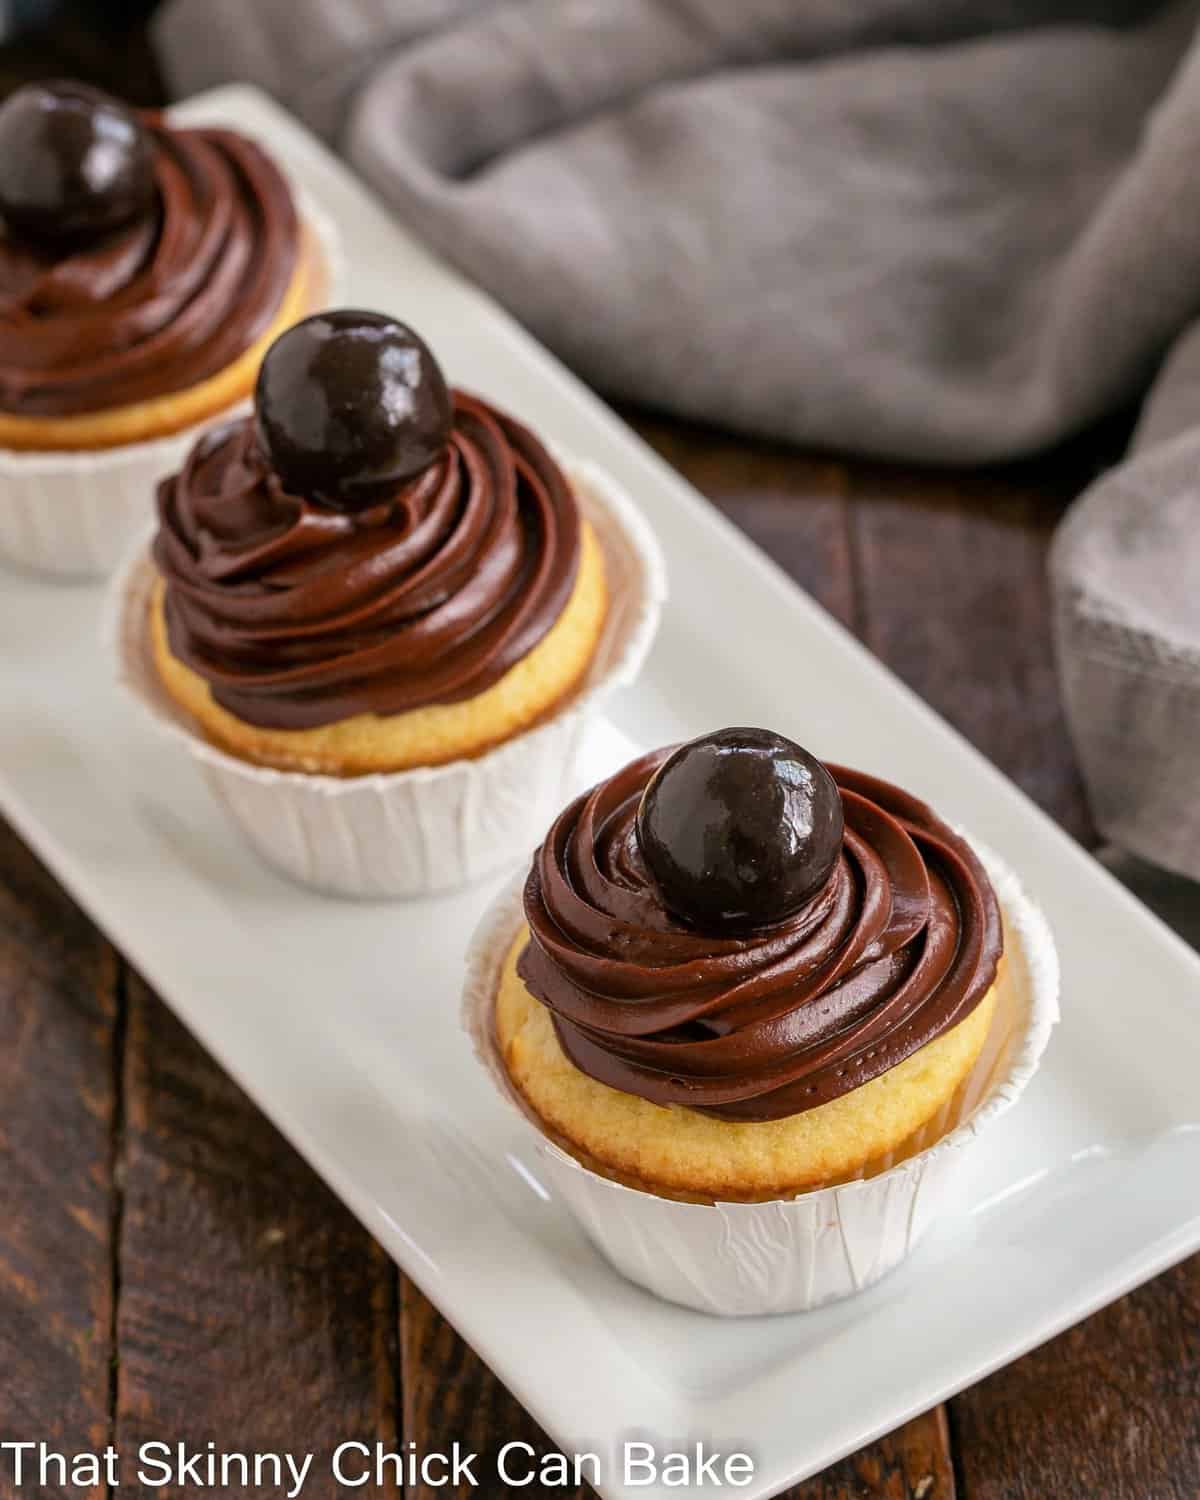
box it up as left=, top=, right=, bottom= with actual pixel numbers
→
left=0, top=80, right=154, bottom=245
left=254, top=310, right=452, bottom=509
left=636, top=727, right=844, bottom=931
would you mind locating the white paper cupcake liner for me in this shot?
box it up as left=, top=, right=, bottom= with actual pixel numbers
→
left=0, top=196, right=343, bottom=582
left=463, top=844, right=1060, bottom=1316
left=0, top=415, right=228, bottom=582
left=109, top=459, right=667, bottom=899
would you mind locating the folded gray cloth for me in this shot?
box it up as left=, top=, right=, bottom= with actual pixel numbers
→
left=1052, top=402, right=1200, bottom=882
left=155, top=0, right=1200, bottom=881
left=157, top=0, right=1200, bottom=461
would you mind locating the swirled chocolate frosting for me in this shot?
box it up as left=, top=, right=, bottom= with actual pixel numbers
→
left=518, top=750, right=1003, bottom=1121
left=154, top=391, right=582, bottom=727
left=0, top=121, right=299, bottom=416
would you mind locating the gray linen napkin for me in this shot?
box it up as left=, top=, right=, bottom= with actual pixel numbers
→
left=155, top=0, right=1200, bottom=887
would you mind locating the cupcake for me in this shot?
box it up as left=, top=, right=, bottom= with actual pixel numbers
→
left=0, top=80, right=336, bottom=578
left=466, top=728, right=1058, bottom=1314
left=113, top=310, right=664, bottom=898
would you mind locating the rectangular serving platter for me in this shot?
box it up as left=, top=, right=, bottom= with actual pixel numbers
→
left=4, top=86, right=1200, bottom=1500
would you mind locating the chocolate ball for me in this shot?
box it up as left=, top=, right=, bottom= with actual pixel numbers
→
left=0, top=80, right=155, bottom=246
left=637, top=728, right=844, bottom=932
left=255, top=310, right=453, bottom=509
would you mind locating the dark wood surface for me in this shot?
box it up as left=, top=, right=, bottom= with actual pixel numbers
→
left=1, top=18, right=1199, bottom=1500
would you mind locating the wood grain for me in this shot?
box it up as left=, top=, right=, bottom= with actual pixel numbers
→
left=846, top=463, right=1095, bottom=843
left=951, top=1254, right=1200, bottom=1500
left=401, top=1280, right=590, bottom=1500
left=111, top=971, right=399, bottom=1498
left=0, top=820, right=118, bottom=1500
left=630, top=415, right=856, bottom=628
left=792, top=1411, right=957, bottom=1500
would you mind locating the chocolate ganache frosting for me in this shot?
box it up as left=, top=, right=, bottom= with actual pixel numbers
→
left=517, top=749, right=1003, bottom=1122
left=154, top=390, right=582, bottom=728
left=0, top=119, right=299, bottom=417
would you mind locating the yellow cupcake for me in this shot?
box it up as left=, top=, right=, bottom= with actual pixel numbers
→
left=151, top=517, right=608, bottom=776
left=491, top=739, right=1006, bottom=1203
left=495, top=928, right=998, bottom=1203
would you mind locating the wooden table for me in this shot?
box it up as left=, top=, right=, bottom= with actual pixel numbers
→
left=2, top=22, right=1199, bottom=1500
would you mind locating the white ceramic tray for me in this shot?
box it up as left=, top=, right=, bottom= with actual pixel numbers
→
left=3, top=86, right=1200, bottom=1500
